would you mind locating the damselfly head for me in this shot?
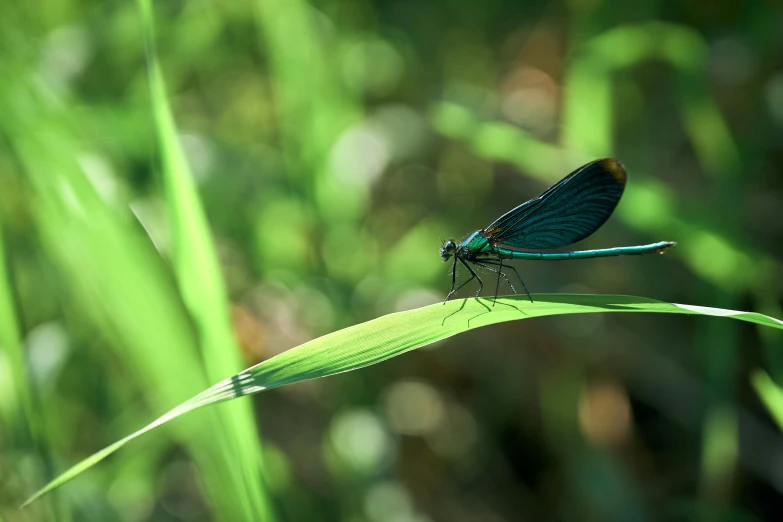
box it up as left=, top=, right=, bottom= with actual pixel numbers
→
left=440, top=240, right=457, bottom=261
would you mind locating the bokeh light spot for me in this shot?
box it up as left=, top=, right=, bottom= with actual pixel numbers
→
left=330, top=409, right=393, bottom=473
left=26, top=322, right=69, bottom=391
left=427, top=403, right=479, bottom=459
left=616, top=182, right=674, bottom=230
left=578, top=380, right=632, bottom=448
left=384, top=380, right=445, bottom=436
left=331, top=122, right=391, bottom=186
left=766, top=73, right=783, bottom=125
left=365, top=480, right=430, bottom=522
left=342, top=38, right=405, bottom=97
left=683, top=230, right=749, bottom=289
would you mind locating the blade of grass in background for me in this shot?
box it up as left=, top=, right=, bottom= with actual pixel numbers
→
left=22, top=294, right=783, bottom=506
left=0, top=39, right=265, bottom=522
left=137, top=0, right=275, bottom=519
left=0, top=217, right=61, bottom=521
left=0, top=222, right=33, bottom=447
left=563, top=23, right=741, bottom=178
left=752, top=370, right=783, bottom=432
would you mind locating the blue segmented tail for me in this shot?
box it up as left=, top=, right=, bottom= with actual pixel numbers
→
left=493, top=241, right=676, bottom=260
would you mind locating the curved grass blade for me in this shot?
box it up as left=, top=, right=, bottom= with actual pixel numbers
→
left=138, top=0, right=274, bottom=518
left=23, top=294, right=783, bottom=507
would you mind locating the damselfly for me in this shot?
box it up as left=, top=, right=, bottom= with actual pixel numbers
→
left=440, top=158, right=676, bottom=302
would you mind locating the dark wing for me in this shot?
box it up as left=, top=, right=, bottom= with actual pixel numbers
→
left=484, top=158, right=626, bottom=249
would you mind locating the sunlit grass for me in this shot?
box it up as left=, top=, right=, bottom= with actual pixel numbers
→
left=22, top=294, right=783, bottom=506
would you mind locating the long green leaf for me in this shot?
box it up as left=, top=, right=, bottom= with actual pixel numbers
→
left=137, top=0, right=274, bottom=518
left=1, top=35, right=257, bottom=519
left=23, top=294, right=783, bottom=507
left=752, top=369, right=783, bottom=432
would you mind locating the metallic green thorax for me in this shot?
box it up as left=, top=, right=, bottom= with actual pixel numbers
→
left=460, top=231, right=492, bottom=257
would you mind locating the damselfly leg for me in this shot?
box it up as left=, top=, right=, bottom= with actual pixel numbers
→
left=445, top=258, right=484, bottom=301
left=478, top=259, right=532, bottom=303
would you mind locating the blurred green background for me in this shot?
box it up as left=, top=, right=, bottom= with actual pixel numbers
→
left=2, top=0, right=783, bottom=520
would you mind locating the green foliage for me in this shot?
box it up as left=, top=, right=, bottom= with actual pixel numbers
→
left=23, top=294, right=783, bottom=506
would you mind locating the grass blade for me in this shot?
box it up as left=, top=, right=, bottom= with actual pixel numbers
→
left=137, top=0, right=275, bottom=518
left=23, top=294, right=783, bottom=506
left=752, top=369, right=783, bottom=432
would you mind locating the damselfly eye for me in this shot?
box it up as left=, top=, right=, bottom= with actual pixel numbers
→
left=440, top=240, right=457, bottom=261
